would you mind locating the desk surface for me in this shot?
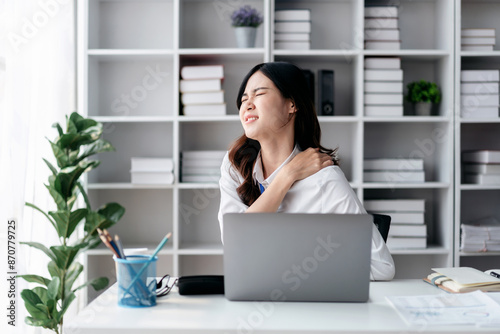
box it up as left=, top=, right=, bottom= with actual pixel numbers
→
left=68, top=280, right=498, bottom=334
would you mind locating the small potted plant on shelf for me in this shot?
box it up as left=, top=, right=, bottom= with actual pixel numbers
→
left=231, top=5, right=263, bottom=48
left=405, top=80, right=442, bottom=116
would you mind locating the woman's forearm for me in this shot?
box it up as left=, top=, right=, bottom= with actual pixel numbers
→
left=245, top=172, right=294, bottom=213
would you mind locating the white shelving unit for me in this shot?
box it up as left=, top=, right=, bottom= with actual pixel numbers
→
left=454, top=0, right=500, bottom=270
left=77, top=0, right=496, bottom=304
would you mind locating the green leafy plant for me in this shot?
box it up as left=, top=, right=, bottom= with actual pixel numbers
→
left=405, top=80, right=442, bottom=104
left=19, top=112, right=125, bottom=334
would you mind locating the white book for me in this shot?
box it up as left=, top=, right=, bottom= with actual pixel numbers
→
left=364, top=105, right=403, bottom=116
left=461, top=82, right=499, bottom=94
left=181, top=158, right=224, bottom=168
left=364, top=18, right=398, bottom=29
left=274, top=33, right=310, bottom=41
left=364, top=81, right=403, bottom=93
left=179, top=79, right=221, bottom=93
left=461, top=70, right=500, bottom=82
left=387, top=236, right=426, bottom=249
left=275, top=9, right=311, bottom=21
left=389, top=224, right=427, bottom=237
left=181, top=65, right=224, bottom=80
left=364, top=69, right=403, bottom=82
left=462, top=45, right=494, bottom=51
left=363, top=171, right=425, bottom=183
left=131, top=157, right=174, bottom=172
left=364, top=6, right=398, bottom=18
left=462, top=150, right=500, bottom=164
left=181, top=167, right=221, bottom=175
left=377, top=212, right=425, bottom=224
left=465, top=173, right=500, bottom=185
left=461, top=106, right=499, bottom=118
left=181, top=91, right=224, bottom=105
left=364, top=57, right=401, bottom=69
left=182, top=103, right=226, bottom=116
left=182, top=150, right=227, bottom=160
left=274, top=21, right=311, bottom=33
left=461, top=94, right=499, bottom=107
left=462, top=28, right=496, bottom=37
left=364, top=93, right=402, bottom=105
left=364, top=29, right=400, bottom=41
left=464, top=163, right=500, bottom=174
left=274, top=41, right=310, bottom=50
left=363, top=199, right=425, bottom=212
left=131, top=171, right=174, bottom=184
left=461, top=37, right=496, bottom=45
left=364, top=158, right=424, bottom=171
left=365, top=41, right=401, bottom=50
left=182, top=174, right=221, bottom=183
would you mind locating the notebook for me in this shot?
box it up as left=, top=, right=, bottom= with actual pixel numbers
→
left=223, top=213, right=373, bottom=302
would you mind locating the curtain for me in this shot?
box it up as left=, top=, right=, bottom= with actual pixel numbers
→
left=1, top=1, right=76, bottom=333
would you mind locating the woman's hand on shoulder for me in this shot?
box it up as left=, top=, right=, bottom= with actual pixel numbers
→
left=282, top=148, right=333, bottom=183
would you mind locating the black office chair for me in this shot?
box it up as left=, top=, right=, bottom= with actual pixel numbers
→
left=372, top=214, right=391, bottom=243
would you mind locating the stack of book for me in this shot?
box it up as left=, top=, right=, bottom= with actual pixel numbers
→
left=461, top=69, right=499, bottom=119
left=364, top=158, right=425, bottom=183
left=462, top=150, right=500, bottom=184
left=274, top=9, right=311, bottom=50
left=364, top=6, right=401, bottom=50
left=180, top=65, right=226, bottom=117
left=181, top=150, right=226, bottom=183
left=130, top=157, right=174, bottom=184
left=461, top=217, right=500, bottom=252
left=462, top=28, right=496, bottom=51
left=364, top=199, right=426, bottom=250
left=364, top=57, right=403, bottom=116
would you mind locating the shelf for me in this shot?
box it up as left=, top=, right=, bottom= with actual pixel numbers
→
left=87, top=183, right=175, bottom=190
left=390, top=246, right=450, bottom=256
left=460, top=184, right=500, bottom=190
left=363, top=50, right=450, bottom=59
left=93, top=116, right=175, bottom=123
left=87, top=244, right=174, bottom=256
left=363, top=116, right=451, bottom=123
left=179, top=48, right=266, bottom=56
left=178, top=243, right=223, bottom=255
left=460, top=118, right=500, bottom=124
left=178, top=115, right=240, bottom=122
left=362, top=182, right=450, bottom=189
left=460, top=251, right=500, bottom=257
left=461, top=51, right=500, bottom=57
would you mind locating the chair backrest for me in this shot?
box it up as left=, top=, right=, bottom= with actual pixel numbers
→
left=372, top=214, right=391, bottom=243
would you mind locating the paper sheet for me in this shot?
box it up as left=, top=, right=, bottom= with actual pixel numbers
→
left=386, top=290, right=500, bottom=326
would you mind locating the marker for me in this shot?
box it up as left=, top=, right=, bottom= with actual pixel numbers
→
left=490, top=271, right=500, bottom=279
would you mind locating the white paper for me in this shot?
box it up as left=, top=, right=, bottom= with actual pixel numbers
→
left=386, top=290, right=500, bottom=326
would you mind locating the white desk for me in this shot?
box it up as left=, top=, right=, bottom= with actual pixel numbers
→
left=68, top=280, right=498, bottom=334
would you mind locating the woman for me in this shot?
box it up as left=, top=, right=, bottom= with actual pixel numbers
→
left=218, top=62, right=395, bottom=280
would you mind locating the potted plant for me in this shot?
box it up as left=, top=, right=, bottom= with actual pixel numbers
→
left=405, top=80, right=442, bottom=116
left=19, top=112, right=125, bottom=334
left=231, top=5, right=263, bottom=48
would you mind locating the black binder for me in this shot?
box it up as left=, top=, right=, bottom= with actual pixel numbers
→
left=318, top=69, right=335, bottom=116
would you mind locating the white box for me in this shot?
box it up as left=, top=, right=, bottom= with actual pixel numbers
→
left=461, top=106, right=499, bottom=118
left=461, top=37, right=496, bottom=45
left=131, top=171, right=174, bottom=184
left=461, top=82, right=499, bottom=94
left=462, top=28, right=496, bottom=37
left=387, top=236, right=427, bottom=249
left=379, top=212, right=425, bottom=224
left=364, top=105, right=403, bottom=116
left=462, top=150, right=500, bottom=164
left=364, top=158, right=424, bottom=171
left=364, top=82, right=403, bottom=93
left=461, top=70, right=500, bottom=82
left=364, top=29, right=400, bottom=41
left=274, top=33, right=310, bottom=41
left=363, top=171, right=425, bottom=183
left=364, top=18, right=398, bottom=29
left=274, top=21, right=311, bottom=33
left=179, top=79, right=221, bottom=93
left=183, top=104, right=227, bottom=116
left=274, top=41, right=310, bottom=50
left=465, top=173, right=500, bottom=185
left=131, top=157, right=174, bottom=172
left=364, top=6, right=398, bottom=18
left=389, top=224, right=427, bottom=237
left=464, top=163, right=500, bottom=174
left=364, top=93, right=403, bottom=105
left=461, top=94, right=499, bottom=107
left=363, top=199, right=425, bottom=212
left=462, top=45, right=494, bottom=51
left=181, top=91, right=225, bottom=105
left=275, top=9, right=310, bottom=21
left=364, top=57, right=401, bottom=69
left=364, top=69, right=403, bottom=82
left=181, top=65, right=224, bottom=80
left=365, top=41, right=401, bottom=50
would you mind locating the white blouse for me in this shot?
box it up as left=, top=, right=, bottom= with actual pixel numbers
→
left=218, top=146, right=395, bottom=281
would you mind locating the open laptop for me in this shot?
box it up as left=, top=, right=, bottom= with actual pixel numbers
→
left=223, top=213, right=373, bottom=302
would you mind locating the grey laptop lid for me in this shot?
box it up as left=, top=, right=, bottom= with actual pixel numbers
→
left=223, top=213, right=372, bottom=302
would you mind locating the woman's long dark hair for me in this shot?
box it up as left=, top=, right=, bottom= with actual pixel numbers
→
left=229, top=62, right=339, bottom=206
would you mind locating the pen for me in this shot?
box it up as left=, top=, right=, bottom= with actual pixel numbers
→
left=97, top=228, right=120, bottom=258
left=114, top=235, right=126, bottom=260
left=122, top=232, right=172, bottom=297
left=490, top=271, right=500, bottom=279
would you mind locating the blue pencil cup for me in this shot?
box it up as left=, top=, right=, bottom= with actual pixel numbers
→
left=114, top=255, right=157, bottom=307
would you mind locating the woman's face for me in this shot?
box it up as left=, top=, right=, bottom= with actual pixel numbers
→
left=239, top=71, right=296, bottom=141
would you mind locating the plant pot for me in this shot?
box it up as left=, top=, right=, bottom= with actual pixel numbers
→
left=414, top=102, right=433, bottom=116
left=234, top=27, right=257, bottom=48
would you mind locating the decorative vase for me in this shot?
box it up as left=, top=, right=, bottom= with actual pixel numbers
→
left=414, top=102, right=433, bottom=116
left=234, top=27, right=257, bottom=48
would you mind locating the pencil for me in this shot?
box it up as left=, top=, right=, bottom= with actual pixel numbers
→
left=114, top=235, right=126, bottom=259
left=103, top=228, right=122, bottom=258
left=97, top=228, right=120, bottom=258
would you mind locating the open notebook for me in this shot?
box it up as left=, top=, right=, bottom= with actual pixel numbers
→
left=424, top=267, right=500, bottom=293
